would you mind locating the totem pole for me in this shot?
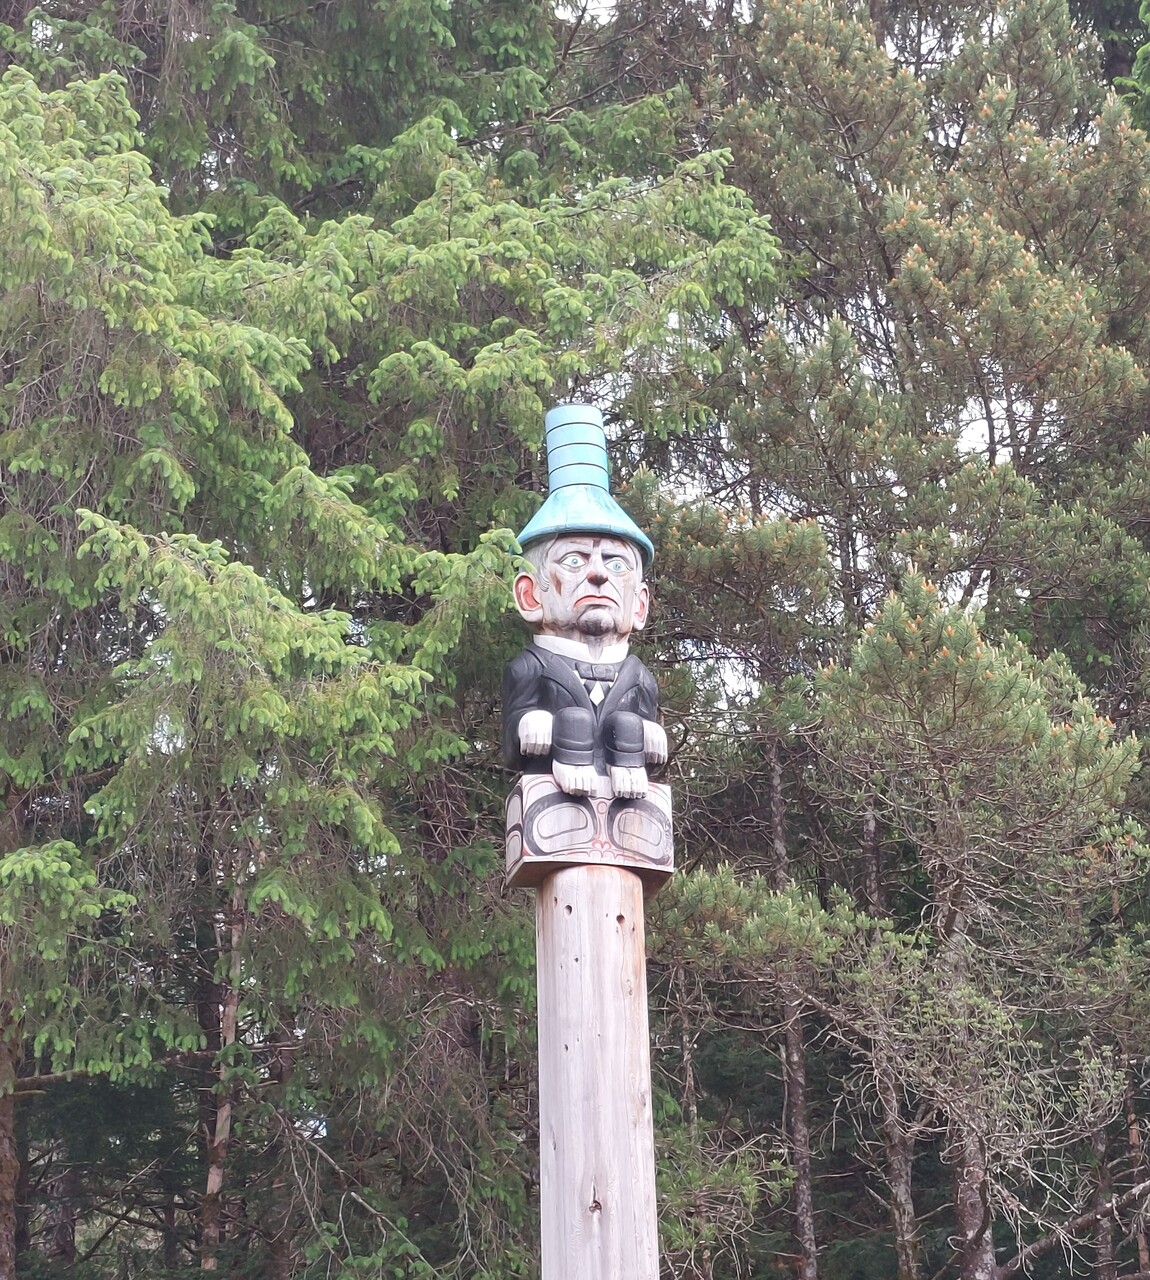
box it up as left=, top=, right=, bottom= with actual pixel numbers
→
left=504, top=405, right=673, bottom=1280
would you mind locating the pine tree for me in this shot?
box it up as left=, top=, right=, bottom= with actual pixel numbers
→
left=619, top=0, right=1150, bottom=1274
left=818, top=578, right=1145, bottom=1280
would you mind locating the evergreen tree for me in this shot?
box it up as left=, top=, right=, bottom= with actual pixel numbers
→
left=8, top=0, right=1150, bottom=1277
left=628, top=0, right=1150, bottom=1274
left=0, top=3, right=783, bottom=1274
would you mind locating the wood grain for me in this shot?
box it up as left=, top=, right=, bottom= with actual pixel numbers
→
left=535, top=865, right=659, bottom=1280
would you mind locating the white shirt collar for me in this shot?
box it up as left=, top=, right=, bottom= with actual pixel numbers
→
left=533, top=634, right=630, bottom=663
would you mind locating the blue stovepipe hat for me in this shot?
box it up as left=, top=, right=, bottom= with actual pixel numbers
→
left=517, top=404, right=654, bottom=569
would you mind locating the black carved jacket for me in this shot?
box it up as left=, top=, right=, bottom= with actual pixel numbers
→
left=501, top=645, right=660, bottom=777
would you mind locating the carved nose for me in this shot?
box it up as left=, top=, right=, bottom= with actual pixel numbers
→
left=587, top=564, right=608, bottom=584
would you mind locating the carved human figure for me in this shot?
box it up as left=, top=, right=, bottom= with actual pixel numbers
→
left=503, top=531, right=668, bottom=798
left=503, top=403, right=668, bottom=798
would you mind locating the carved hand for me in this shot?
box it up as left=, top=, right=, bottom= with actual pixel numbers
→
left=518, top=709, right=554, bottom=755
left=643, top=720, right=668, bottom=765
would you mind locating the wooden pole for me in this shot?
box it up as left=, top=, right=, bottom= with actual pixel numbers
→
left=536, top=865, right=659, bottom=1280
left=498, top=398, right=673, bottom=1278
left=505, top=774, right=673, bottom=1280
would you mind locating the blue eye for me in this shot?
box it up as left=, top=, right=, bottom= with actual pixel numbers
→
left=605, top=557, right=628, bottom=573
left=560, top=553, right=586, bottom=568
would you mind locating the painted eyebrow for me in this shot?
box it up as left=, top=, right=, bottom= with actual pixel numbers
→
left=549, top=541, right=637, bottom=565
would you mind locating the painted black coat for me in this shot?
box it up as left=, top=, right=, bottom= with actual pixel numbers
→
left=502, top=645, right=660, bottom=778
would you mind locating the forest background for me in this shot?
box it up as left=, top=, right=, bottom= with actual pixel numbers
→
left=8, top=0, right=1150, bottom=1278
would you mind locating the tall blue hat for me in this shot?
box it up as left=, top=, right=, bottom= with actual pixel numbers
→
left=517, top=404, right=654, bottom=568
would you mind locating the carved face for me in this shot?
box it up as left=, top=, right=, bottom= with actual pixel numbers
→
left=515, top=535, right=649, bottom=643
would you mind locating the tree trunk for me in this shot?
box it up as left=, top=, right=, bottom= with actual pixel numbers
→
left=867, top=0, right=889, bottom=49
left=876, top=1066, right=919, bottom=1280
left=266, top=1184, right=296, bottom=1280
left=768, top=738, right=819, bottom=1280
left=767, top=736, right=788, bottom=897
left=953, top=1128, right=996, bottom=1280
left=265, top=1024, right=299, bottom=1280
left=0, top=1032, right=16, bottom=1280
left=837, top=520, right=860, bottom=633
left=0, top=795, right=24, bottom=1280
left=1093, top=1128, right=1117, bottom=1280
left=45, top=1158, right=79, bottom=1265
left=861, top=806, right=883, bottom=915
left=13, top=1122, right=28, bottom=1261
left=200, top=889, right=244, bottom=1272
left=162, top=1196, right=180, bottom=1269
left=862, top=808, right=915, bottom=1277
left=1127, top=1070, right=1150, bottom=1273
left=782, top=1000, right=818, bottom=1280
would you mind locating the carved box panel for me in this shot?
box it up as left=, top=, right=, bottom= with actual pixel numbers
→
left=505, top=774, right=673, bottom=896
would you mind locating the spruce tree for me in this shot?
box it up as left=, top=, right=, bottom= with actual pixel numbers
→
left=0, top=3, right=783, bottom=1274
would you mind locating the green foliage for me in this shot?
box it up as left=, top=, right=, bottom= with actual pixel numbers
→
left=0, top=6, right=785, bottom=1274
left=8, top=0, right=1150, bottom=1277
left=819, top=576, right=1141, bottom=867
left=814, top=578, right=1150, bottom=1270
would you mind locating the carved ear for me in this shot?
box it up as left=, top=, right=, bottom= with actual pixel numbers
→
left=631, top=582, right=650, bottom=632
left=514, top=571, right=545, bottom=625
